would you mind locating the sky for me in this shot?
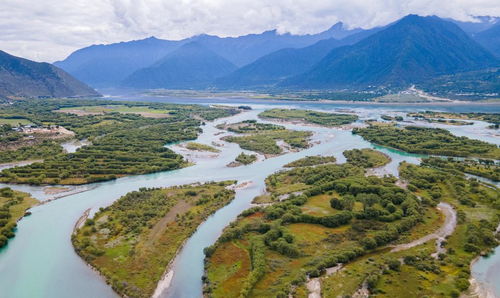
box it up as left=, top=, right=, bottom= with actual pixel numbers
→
left=0, top=0, right=499, bottom=62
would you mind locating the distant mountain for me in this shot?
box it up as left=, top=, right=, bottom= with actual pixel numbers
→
left=215, top=25, right=385, bottom=89
left=283, top=15, right=499, bottom=90
left=449, top=16, right=500, bottom=35
left=191, top=23, right=363, bottom=67
left=474, top=23, right=500, bottom=57
left=0, top=50, right=99, bottom=99
left=54, top=24, right=365, bottom=88
left=215, top=38, right=342, bottom=88
left=54, top=37, right=182, bottom=87
left=122, top=42, right=237, bottom=89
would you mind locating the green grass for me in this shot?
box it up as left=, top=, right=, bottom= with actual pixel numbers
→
left=58, top=105, right=172, bottom=116
left=185, top=142, right=220, bottom=153
left=259, top=109, right=358, bottom=127
left=0, top=118, right=33, bottom=126
left=73, top=181, right=236, bottom=298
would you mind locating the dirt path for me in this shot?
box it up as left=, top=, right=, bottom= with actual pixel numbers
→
left=391, top=202, right=456, bottom=254
left=306, top=264, right=343, bottom=298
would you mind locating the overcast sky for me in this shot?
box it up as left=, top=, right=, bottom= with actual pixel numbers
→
left=1, top=0, right=499, bottom=62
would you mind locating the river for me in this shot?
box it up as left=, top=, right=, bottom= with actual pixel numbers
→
left=0, top=98, right=498, bottom=298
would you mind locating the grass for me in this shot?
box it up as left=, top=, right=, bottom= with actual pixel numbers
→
left=259, top=109, right=358, bottom=127
left=0, top=118, right=33, bottom=126
left=185, top=142, right=220, bottom=153
left=58, top=105, right=172, bottom=117
left=73, top=181, right=236, bottom=298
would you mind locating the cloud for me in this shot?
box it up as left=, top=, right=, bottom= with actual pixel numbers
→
left=0, top=0, right=498, bottom=62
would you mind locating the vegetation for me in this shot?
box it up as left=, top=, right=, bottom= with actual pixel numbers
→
left=343, top=148, right=391, bottom=168
left=408, top=111, right=500, bottom=128
left=204, top=156, right=431, bottom=297
left=381, top=115, right=404, bottom=121
left=0, top=187, right=37, bottom=248
left=185, top=142, right=220, bottom=153
left=235, top=152, right=257, bottom=165
left=284, top=155, right=336, bottom=168
left=421, top=157, right=499, bottom=182
left=216, top=120, right=284, bottom=133
left=259, top=109, right=358, bottom=127
left=353, top=124, right=500, bottom=159
left=72, top=181, right=236, bottom=298
left=225, top=130, right=311, bottom=155
left=0, top=140, right=63, bottom=163
left=0, top=99, right=239, bottom=184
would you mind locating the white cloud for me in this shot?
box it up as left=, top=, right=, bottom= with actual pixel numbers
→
left=0, top=0, right=498, bottom=62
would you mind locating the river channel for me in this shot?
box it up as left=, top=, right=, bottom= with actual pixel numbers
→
left=0, top=99, right=498, bottom=298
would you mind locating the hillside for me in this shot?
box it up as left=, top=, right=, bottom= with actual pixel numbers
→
left=283, top=15, right=498, bottom=90
left=0, top=50, right=100, bottom=99
left=121, top=42, right=237, bottom=89
left=474, top=23, right=500, bottom=58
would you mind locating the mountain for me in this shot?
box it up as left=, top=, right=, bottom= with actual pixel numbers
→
left=215, top=38, right=342, bottom=88
left=449, top=16, right=500, bottom=35
left=282, top=15, right=499, bottom=90
left=474, top=23, right=500, bottom=57
left=191, top=22, right=363, bottom=67
left=54, top=37, right=182, bottom=87
left=214, top=25, right=385, bottom=89
left=0, top=50, right=100, bottom=99
left=54, top=24, right=365, bottom=88
left=122, top=42, right=237, bottom=89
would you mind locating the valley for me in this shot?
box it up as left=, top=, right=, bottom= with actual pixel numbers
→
left=0, top=98, right=498, bottom=298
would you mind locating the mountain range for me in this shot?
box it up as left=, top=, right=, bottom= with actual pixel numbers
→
left=282, top=15, right=498, bottom=89
left=0, top=50, right=99, bottom=100
left=54, top=22, right=362, bottom=88
left=122, top=42, right=237, bottom=89
left=4, top=14, right=499, bottom=98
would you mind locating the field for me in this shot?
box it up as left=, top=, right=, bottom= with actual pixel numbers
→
left=57, top=105, right=172, bottom=118
left=0, top=118, right=33, bottom=126
left=353, top=124, right=500, bottom=159
left=0, top=187, right=38, bottom=248
left=72, top=181, right=236, bottom=298
left=259, top=109, right=358, bottom=127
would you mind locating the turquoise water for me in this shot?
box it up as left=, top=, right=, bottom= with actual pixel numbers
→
left=0, top=100, right=498, bottom=298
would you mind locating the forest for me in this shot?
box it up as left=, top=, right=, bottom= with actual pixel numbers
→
left=72, top=181, right=236, bottom=298
left=220, top=121, right=312, bottom=155
left=353, top=124, right=500, bottom=159
left=203, top=152, right=433, bottom=297
left=0, top=99, right=239, bottom=184
left=0, top=187, right=37, bottom=248
left=203, top=154, right=500, bottom=297
left=284, top=155, right=336, bottom=168
left=259, top=109, right=358, bottom=127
